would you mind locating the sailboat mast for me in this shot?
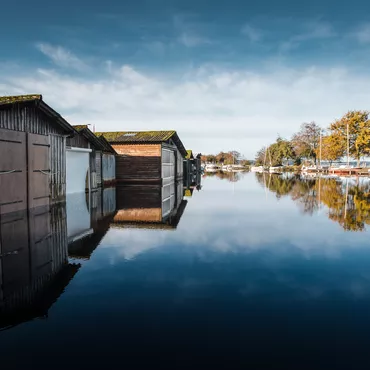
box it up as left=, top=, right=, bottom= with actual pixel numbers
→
left=268, top=148, right=272, bottom=167
left=347, top=122, right=350, bottom=168
left=264, top=147, right=267, bottom=167
left=319, top=130, right=322, bottom=167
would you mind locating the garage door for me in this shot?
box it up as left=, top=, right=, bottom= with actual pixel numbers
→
left=0, top=129, right=51, bottom=214
left=0, top=130, right=27, bottom=214
left=162, top=148, right=176, bottom=217
left=66, top=148, right=91, bottom=194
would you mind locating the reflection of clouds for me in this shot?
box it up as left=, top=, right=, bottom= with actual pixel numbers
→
left=99, top=175, right=370, bottom=268
left=102, top=228, right=168, bottom=260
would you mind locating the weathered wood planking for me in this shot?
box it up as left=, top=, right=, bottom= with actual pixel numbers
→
left=27, top=133, right=50, bottom=209
left=116, top=156, right=161, bottom=183
left=0, top=129, right=27, bottom=214
left=0, top=101, right=70, bottom=205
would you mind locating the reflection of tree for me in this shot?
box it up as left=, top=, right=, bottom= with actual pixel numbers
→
left=203, top=171, right=243, bottom=182
left=255, top=173, right=299, bottom=199
left=255, top=173, right=370, bottom=232
left=321, top=179, right=370, bottom=232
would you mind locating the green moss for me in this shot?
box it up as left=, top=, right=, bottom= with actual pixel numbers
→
left=0, top=94, right=42, bottom=104
left=73, top=125, right=89, bottom=132
left=185, top=150, right=193, bottom=159
left=95, top=130, right=177, bottom=143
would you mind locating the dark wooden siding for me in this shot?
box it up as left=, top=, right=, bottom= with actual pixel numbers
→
left=0, top=103, right=66, bottom=135
left=96, top=151, right=102, bottom=186
left=0, top=129, right=27, bottom=214
left=66, top=133, right=89, bottom=148
left=102, top=154, right=116, bottom=183
left=50, top=135, right=66, bottom=203
left=0, top=103, right=68, bottom=205
left=116, top=156, right=161, bottom=184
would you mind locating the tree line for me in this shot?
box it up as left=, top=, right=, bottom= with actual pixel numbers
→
left=255, top=111, right=370, bottom=167
left=201, top=151, right=251, bottom=166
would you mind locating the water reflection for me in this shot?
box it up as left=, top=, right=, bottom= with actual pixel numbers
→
left=0, top=206, right=80, bottom=330
left=68, top=188, right=117, bottom=259
left=113, top=182, right=187, bottom=230
left=256, top=173, right=370, bottom=231
left=203, top=170, right=245, bottom=182
left=0, top=180, right=193, bottom=330
left=2, top=174, right=370, bottom=368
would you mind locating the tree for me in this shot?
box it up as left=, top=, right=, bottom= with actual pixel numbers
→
left=316, top=135, right=344, bottom=165
left=291, top=122, right=321, bottom=164
left=229, top=151, right=241, bottom=164
left=239, top=159, right=251, bottom=167
left=268, top=137, right=296, bottom=166
left=205, top=155, right=216, bottom=163
left=328, top=111, right=370, bottom=166
left=255, top=146, right=267, bottom=166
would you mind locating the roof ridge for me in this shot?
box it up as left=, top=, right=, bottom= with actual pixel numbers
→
left=0, top=94, right=42, bottom=104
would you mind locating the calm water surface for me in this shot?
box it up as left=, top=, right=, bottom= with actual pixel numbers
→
left=2, top=173, right=370, bottom=369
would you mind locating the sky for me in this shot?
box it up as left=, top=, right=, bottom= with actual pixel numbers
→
left=1, top=0, right=370, bottom=158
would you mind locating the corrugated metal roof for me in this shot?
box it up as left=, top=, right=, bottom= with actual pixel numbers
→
left=0, top=94, right=42, bottom=106
left=96, top=130, right=176, bottom=143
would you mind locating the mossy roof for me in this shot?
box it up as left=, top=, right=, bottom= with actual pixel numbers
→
left=185, top=150, right=194, bottom=159
left=95, top=130, right=187, bottom=157
left=0, top=94, right=74, bottom=134
left=96, top=130, right=176, bottom=143
left=0, top=94, right=42, bottom=105
left=72, top=125, right=89, bottom=132
left=184, top=189, right=193, bottom=197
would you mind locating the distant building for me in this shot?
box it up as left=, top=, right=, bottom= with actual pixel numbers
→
left=96, top=130, right=187, bottom=185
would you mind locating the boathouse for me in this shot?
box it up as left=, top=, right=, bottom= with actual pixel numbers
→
left=96, top=130, right=187, bottom=185
left=0, top=94, right=75, bottom=214
left=67, top=125, right=105, bottom=193
left=97, top=136, right=116, bottom=186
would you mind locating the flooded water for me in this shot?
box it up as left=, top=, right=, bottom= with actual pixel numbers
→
left=2, top=173, right=370, bottom=369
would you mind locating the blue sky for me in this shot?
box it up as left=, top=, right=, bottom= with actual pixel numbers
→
left=1, top=0, right=370, bottom=156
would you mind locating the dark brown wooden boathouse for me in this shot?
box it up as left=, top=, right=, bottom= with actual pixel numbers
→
left=0, top=94, right=75, bottom=214
left=96, top=130, right=187, bottom=185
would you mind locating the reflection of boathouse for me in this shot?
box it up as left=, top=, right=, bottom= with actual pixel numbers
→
left=68, top=188, right=117, bottom=259
left=112, top=183, right=187, bottom=230
left=0, top=206, right=80, bottom=329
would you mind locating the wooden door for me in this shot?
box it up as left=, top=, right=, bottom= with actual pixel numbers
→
left=28, top=133, right=51, bottom=209
left=0, top=129, right=27, bottom=214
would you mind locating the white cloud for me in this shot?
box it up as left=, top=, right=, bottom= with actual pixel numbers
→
left=173, top=14, right=212, bottom=47
left=36, top=43, right=87, bottom=70
left=178, top=32, right=211, bottom=47
left=1, top=62, right=370, bottom=157
left=241, top=24, right=262, bottom=43
left=280, top=20, right=335, bottom=52
left=354, top=23, right=370, bottom=43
